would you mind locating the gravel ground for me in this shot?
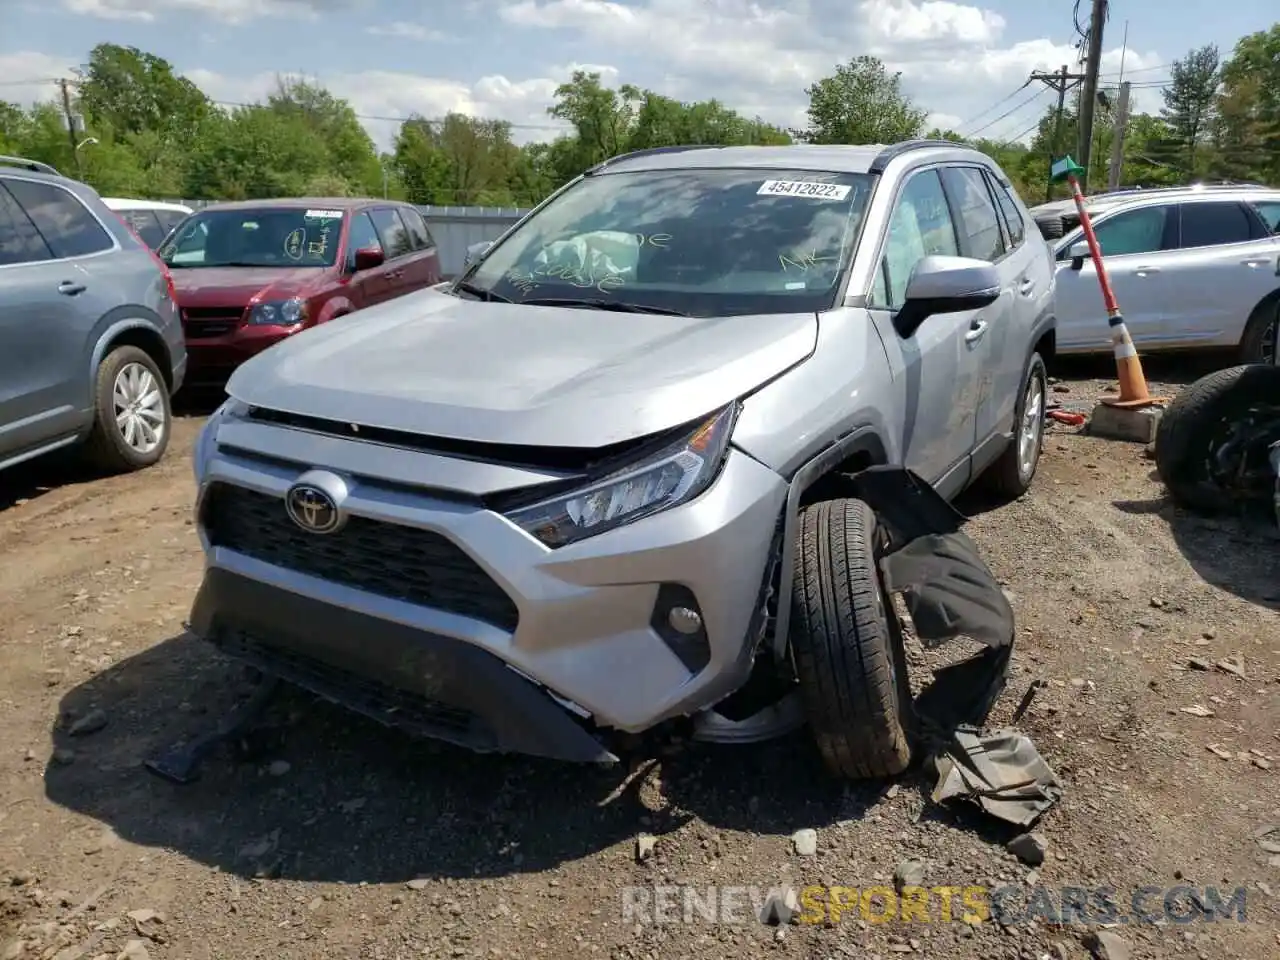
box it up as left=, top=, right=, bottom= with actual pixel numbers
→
left=0, top=359, right=1277, bottom=960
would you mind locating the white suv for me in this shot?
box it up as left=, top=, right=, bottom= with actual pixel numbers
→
left=1043, top=185, right=1280, bottom=363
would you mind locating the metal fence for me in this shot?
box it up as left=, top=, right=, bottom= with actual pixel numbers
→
left=168, top=200, right=532, bottom=278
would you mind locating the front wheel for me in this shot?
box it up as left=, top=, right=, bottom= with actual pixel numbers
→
left=83, top=345, right=172, bottom=473
left=789, top=498, right=913, bottom=780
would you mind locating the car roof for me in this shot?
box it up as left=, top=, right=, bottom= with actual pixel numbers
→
left=591, top=141, right=991, bottom=177
left=102, top=197, right=193, bottom=213
left=0, top=155, right=61, bottom=175
left=197, top=197, right=386, bottom=213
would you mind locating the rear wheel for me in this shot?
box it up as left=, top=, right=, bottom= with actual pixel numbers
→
left=83, top=345, right=172, bottom=473
left=790, top=498, right=913, bottom=780
left=1238, top=296, right=1278, bottom=365
left=1154, top=363, right=1280, bottom=512
left=978, top=352, right=1047, bottom=499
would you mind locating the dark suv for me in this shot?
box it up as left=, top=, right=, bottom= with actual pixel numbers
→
left=158, top=198, right=443, bottom=385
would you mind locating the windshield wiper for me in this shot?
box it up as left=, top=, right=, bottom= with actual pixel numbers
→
left=520, top=297, right=689, bottom=317
left=453, top=280, right=511, bottom=303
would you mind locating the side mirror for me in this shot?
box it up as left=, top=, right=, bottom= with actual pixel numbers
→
left=1069, top=241, right=1090, bottom=270
left=464, top=240, right=493, bottom=267
left=352, top=246, right=384, bottom=272
left=893, top=255, right=1001, bottom=339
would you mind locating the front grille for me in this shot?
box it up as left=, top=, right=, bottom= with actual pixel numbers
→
left=202, top=483, right=520, bottom=632
left=183, top=306, right=243, bottom=339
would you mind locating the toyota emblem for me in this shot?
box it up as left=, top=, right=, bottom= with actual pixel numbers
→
left=285, top=483, right=342, bottom=534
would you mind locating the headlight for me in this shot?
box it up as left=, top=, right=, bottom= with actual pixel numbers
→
left=506, top=406, right=736, bottom=548
left=247, top=297, right=306, bottom=326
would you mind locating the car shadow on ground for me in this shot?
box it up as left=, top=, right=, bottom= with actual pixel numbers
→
left=44, top=632, right=893, bottom=884
left=1113, top=496, right=1279, bottom=611
left=0, top=448, right=107, bottom=513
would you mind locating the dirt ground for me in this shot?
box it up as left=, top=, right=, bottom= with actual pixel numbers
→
left=1, top=360, right=1277, bottom=960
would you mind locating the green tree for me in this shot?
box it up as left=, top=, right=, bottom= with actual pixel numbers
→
left=1213, top=25, right=1280, bottom=184
left=76, top=43, right=213, bottom=142
left=1160, top=44, right=1221, bottom=177
left=266, top=78, right=382, bottom=195
left=801, top=56, right=927, bottom=145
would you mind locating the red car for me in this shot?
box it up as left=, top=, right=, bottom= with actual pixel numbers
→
left=158, top=198, right=442, bottom=385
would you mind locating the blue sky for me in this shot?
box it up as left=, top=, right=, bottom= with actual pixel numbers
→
left=3, top=0, right=1276, bottom=149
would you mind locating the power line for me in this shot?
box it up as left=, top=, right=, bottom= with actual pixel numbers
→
left=1100, top=62, right=1170, bottom=77
left=998, top=115, right=1046, bottom=145
left=965, top=86, right=1051, bottom=138
left=0, top=77, right=63, bottom=87
left=955, top=81, right=1032, bottom=130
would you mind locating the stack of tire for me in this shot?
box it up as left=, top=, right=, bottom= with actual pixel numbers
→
left=1032, top=212, right=1065, bottom=240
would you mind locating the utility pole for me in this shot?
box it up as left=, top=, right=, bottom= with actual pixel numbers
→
left=1106, top=81, right=1131, bottom=191
left=1076, top=0, right=1108, bottom=191
left=58, top=79, right=82, bottom=179
left=1031, top=64, right=1086, bottom=202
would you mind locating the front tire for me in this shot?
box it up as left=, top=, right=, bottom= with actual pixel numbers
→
left=790, top=498, right=913, bottom=780
left=84, top=345, right=172, bottom=473
left=1154, top=363, right=1280, bottom=512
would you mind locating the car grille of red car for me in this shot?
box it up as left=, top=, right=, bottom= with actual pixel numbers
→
left=182, top=307, right=243, bottom=339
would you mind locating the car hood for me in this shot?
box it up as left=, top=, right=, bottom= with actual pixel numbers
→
left=226, top=288, right=818, bottom=449
left=170, top=266, right=329, bottom=306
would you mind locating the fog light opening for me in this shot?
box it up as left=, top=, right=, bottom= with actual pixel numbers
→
left=651, top=584, right=711, bottom=674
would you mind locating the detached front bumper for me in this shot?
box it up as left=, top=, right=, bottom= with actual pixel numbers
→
left=190, top=426, right=788, bottom=758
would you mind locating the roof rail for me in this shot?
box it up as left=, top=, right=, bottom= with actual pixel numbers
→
left=868, top=139, right=970, bottom=174
left=585, top=144, right=718, bottom=175
left=0, top=155, right=62, bottom=176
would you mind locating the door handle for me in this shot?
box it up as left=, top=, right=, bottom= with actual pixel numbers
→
left=387, top=269, right=403, bottom=279
left=964, top=320, right=989, bottom=343
left=57, top=281, right=86, bottom=296
left=1134, top=266, right=1160, bottom=276
left=1240, top=258, right=1272, bottom=268
left=1019, top=278, right=1036, bottom=295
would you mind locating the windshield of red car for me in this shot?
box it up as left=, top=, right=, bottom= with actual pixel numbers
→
left=462, top=167, right=874, bottom=316
left=158, top=207, right=345, bottom=268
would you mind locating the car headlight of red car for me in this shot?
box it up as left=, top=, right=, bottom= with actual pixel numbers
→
left=247, top=297, right=307, bottom=326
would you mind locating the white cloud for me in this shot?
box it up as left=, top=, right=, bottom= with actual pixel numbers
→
left=0, top=51, right=78, bottom=106
left=365, top=21, right=451, bottom=41
left=61, top=0, right=358, bottom=24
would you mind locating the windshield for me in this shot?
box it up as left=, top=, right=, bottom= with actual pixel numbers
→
left=463, top=168, right=874, bottom=316
left=158, top=207, right=345, bottom=268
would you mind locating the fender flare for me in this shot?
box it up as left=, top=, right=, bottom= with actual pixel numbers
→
left=316, top=297, right=355, bottom=325
left=770, top=426, right=889, bottom=662
left=86, top=313, right=173, bottom=405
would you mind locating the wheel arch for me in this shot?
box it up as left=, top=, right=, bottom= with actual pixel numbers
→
left=1241, top=289, right=1280, bottom=362
left=90, top=316, right=174, bottom=395
left=769, top=427, right=889, bottom=663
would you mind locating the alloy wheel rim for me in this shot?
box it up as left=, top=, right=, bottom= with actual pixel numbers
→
left=1018, top=375, right=1044, bottom=477
left=112, top=362, right=166, bottom=454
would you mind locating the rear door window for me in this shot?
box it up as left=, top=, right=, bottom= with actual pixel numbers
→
left=155, top=209, right=188, bottom=237
left=5, top=179, right=114, bottom=259
left=400, top=207, right=436, bottom=251
left=369, top=208, right=413, bottom=259
left=0, top=181, right=54, bottom=265
left=1178, top=202, right=1255, bottom=249
left=346, top=211, right=383, bottom=269
left=940, top=167, right=1005, bottom=262
left=119, top=209, right=167, bottom=248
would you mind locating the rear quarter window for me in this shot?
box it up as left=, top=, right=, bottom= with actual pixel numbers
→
left=5, top=179, right=114, bottom=259
left=0, top=181, right=54, bottom=265
left=400, top=207, right=436, bottom=251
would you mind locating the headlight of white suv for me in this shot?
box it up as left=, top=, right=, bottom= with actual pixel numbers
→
left=505, top=405, right=737, bottom=548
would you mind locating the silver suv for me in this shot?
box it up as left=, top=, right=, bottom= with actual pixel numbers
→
left=0, top=163, right=186, bottom=474
left=1041, top=185, right=1280, bottom=363
left=188, top=141, right=1056, bottom=779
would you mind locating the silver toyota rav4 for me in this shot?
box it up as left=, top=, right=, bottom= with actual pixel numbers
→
left=189, top=141, right=1056, bottom=780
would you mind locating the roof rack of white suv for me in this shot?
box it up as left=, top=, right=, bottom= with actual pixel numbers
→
left=868, top=139, right=970, bottom=174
